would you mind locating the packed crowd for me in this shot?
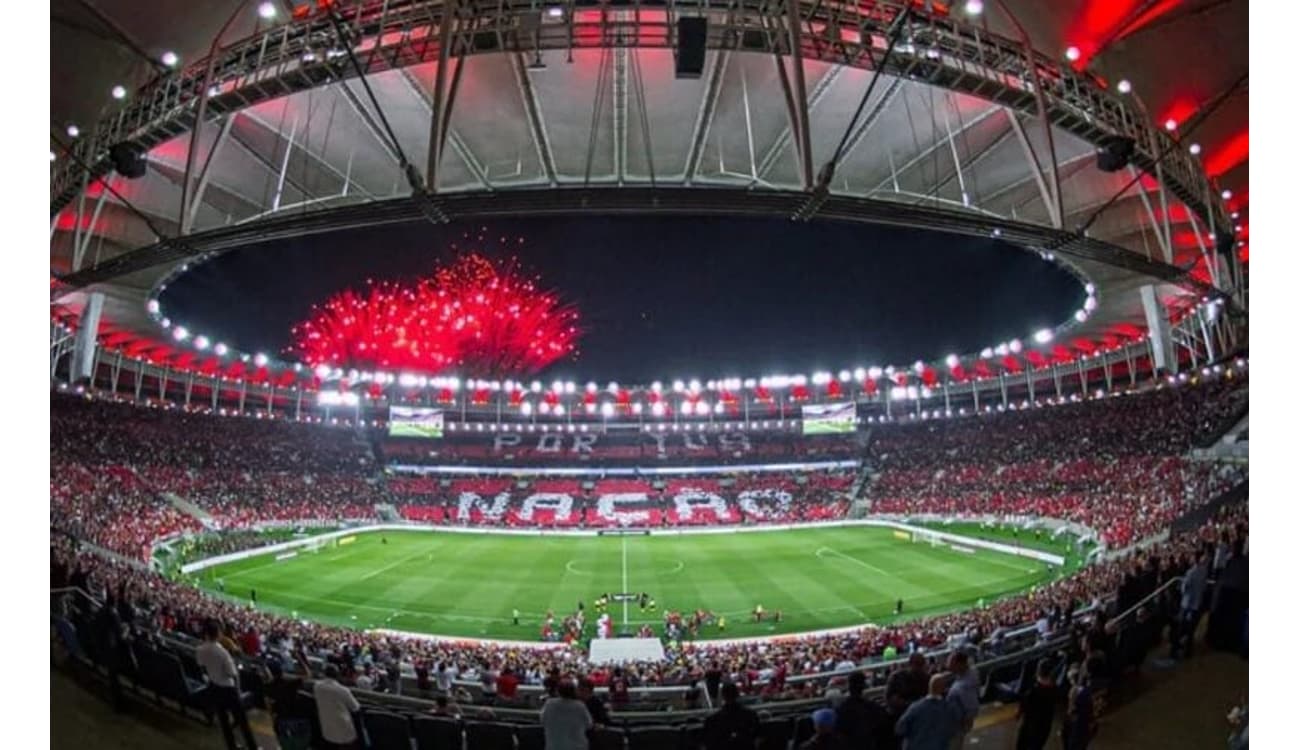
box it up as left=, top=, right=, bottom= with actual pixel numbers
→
left=381, top=429, right=862, bottom=466
left=51, top=396, right=380, bottom=558
left=868, top=377, right=1248, bottom=547
left=388, top=471, right=854, bottom=528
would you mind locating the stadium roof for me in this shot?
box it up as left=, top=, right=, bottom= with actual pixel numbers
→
left=49, top=0, right=1247, bottom=386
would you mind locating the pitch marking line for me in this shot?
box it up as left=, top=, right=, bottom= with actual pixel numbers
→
left=564, top=560, right=595, bottom=575
left=815, top=546, right=894, bottom=577
left=358, top=545, right=438, bottom=582
left=621, top=535, right=630, bottom=625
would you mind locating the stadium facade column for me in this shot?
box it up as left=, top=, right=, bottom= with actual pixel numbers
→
left=998, top=373, right=1008, bottom=408
left=1076, top=359, right=1086, bottom=395
left=133, top=359, right=143, bottom=401
left=1103, top=356, right=1112, bottom=391
left=212, top=378, right=219, bottom=410
left=70, top=292, right=104, bottom=384
left=1140, top=284, right=1177, bottom=375
left=239, top=380, right=247, bottom=413
left=295, top=389, right=303, bottom=420
left=184, top=373, right=194, bottom=407
left=110, top=351, right=123, bottom=393
left=943, top=381, right=951, bottom=413
left=1125, top=343, right=1137, bottom=386
left=1026, top=369, right=1035, bottom=404
left=159, top=365, right=169, bottom=401
left=971, top=380, right=979, bottom=412
left=1053, top=365, right=1063, bottom=399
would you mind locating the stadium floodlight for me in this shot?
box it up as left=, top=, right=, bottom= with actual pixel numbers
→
left=1064, top=46, right=1080, bottom=61
left=791, top=374, right=807, bottom=387
left=111, top=85, right=127, bottom=100
left=146, top=299, right=160, bottom=314
left=1084, top=296, right=1098, bottom=312
left=257, top=1, right=277, bottom=19
left=913, top=360, right=925, bottom=374
left=564, top=381, right=576, bottom=394
left=49, top=150, right=55, bottom=162
left=679, top=400, right=691, bottom=414
left=839, top=370, right=852, bottom=382
left=1231, top=211, right=1240, bottom=219
left=519, top=401, right=532, bottom=415
left=1189, top=143, right=1202, bottom=155
left=1221, top=189, right=1232, bottom=200
left=980, top=347, right=994, bottom=359
left=194, top=335, right=210, bottom=350
left=1164, top=118, right=1177, bottom=132
left=586, top=382, right=597, bottom=393
left=254, top=353, right=269, bottom=367
left=547, top=6, right=564, bottom=18
left=584, top=403, right=596, bottom=414
left=1075, top=310, right=1088, bottom=323
left=172, top=326, right=189, bottom=341
left=530, top=380, right=542, bottom=393
left=554, top=405, right=566, bottom=416
left=995, top=343, right=1009, bottom=356
left=696, top=401, right=711, bottom=416
left=963, top=0, right=983, bottom=15
left=651, top=381, right=663, bottom=393
left=672, top=380, right=685, bottom=393
left=867, top=366, right=883, bottom=379
left=600, top=402, right=615, bottom=418
left=945, top=354, right=960, bottom=369
left=314, top=363, right=331, bottom=378
left=551, top=380, right=563, bottom=393
left=689, top=378, right=702, bottom=392
left=1009, top=339, right=1023, bottom=353
left=632, top=403, right=643, bottom=415
left=398, top=373, right=417, bottom=387
left=1084, top=282, right=1096, bottom=295
left=811, top=372, right=830, bottom=385
left=1033, top=328, right=1053, bottom=344
left=1116, top=79, right=1132, bottom=94
left=67, top=124, right=80, bottom=138
left=852, top=367, right=866, bottom=382
left=890, top=386, right=907, bottom=401
left=743, top=377, right=757, bottom=388
left=652, top=402, right=666, bottom=417
left=607, top=382, right=619, bottom=394
left=161, top=51, right=179, bottom=67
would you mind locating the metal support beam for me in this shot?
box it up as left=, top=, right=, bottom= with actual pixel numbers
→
left=1128, top=164, right=1174, bottom=263
left=512, top=52, right=558, bottom=187
left=684, top=50, right=730, bottom=184
left=426, top=0, right=458, bottom=191
left=183, top=114, right=235, bottom=234
left=1006, top=112, right=1062, bottom=228
left=784, top=0, right=814, bottom=190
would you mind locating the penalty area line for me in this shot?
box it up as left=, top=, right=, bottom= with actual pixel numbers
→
left=816, top=546, right=893, bottom=577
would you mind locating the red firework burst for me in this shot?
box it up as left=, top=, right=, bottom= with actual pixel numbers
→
left=291, top=253, right=580, bottom=376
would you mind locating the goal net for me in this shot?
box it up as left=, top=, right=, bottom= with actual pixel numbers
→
left=911, top=529, right=944, bottom=548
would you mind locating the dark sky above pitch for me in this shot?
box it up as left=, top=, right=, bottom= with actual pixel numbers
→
left=161, top=216, right=1082, bottom=381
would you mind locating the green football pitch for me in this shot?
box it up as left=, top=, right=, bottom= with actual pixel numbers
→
left=193, top=526, right=1073, bottom=641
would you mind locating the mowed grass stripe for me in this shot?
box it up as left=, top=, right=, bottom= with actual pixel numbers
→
left=196, top=527, right=1064, bottom=640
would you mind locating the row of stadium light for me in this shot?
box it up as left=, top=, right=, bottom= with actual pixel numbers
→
left=59, top=360, right=1245, bottom=433
left=146, top=289, right=1101, bottom=396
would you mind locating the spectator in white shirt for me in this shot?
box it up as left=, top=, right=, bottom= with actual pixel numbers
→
left=541, top=680, right=593, bottom=750
left=313, top=665, right=362, bottom=749
left=195, top=619, right=259, bottom=750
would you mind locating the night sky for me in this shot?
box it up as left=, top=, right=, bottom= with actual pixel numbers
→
left=161, top=216, right=1082, bottom=382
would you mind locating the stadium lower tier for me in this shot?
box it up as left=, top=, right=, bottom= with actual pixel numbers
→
left=52, top=504, right=1247, bottom=693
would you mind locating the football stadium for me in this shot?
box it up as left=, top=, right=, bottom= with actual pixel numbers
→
left=48, top=1, right=1251, bottom=749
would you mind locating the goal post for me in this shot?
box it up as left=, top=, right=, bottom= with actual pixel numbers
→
left=911, top=528, right=943, bottom=548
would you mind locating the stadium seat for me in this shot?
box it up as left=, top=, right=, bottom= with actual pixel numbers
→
left=757, top=717, right=793, bottom=750
left=516, top=723, right=545, bottom=750
left=592, top=725, right=627, bottom=750
left=465, top=720, right=515, bottom=750
left=627, top=725, right=682, bottom=750
left=413, top=716, right=463, bottom=750
left=154, top=651, right=210, bottom=718
left=792, top=715, right=813, bottom=747
left=363, top=710, right=414, bottom=750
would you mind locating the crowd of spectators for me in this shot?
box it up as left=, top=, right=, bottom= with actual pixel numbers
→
left=51, top=504, right=1247, bottom=704
left=867, top=376, right=1247, bottom=547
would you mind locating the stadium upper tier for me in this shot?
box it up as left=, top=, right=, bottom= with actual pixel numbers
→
left=50, top=1, right=1242, bottom=393
left=51, top=368, right=1245, bottom=560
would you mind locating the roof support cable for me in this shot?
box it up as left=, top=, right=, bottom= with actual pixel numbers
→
left=819, top=8, right=911, bottom=190
left=326, top=8, right=447, bottom=223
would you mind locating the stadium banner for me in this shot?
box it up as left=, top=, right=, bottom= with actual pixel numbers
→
left=388, top=406, right=444, bottom=439
left=388, top=459, right=859, bottom=477
left=800, top=402, right=857, bottom=435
